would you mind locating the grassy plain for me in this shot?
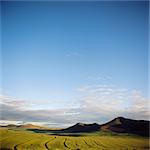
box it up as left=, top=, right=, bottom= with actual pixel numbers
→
left=0, top=128, right=149, bottom=150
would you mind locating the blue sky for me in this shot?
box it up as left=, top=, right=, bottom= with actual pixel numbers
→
left=1, top=1, right=149, bottom=127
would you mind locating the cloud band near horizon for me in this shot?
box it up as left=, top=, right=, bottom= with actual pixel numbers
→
left=0, top=84, right=149, bottom=127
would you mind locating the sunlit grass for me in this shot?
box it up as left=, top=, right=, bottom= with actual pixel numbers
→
left=0, top=128, right=149, bottom=150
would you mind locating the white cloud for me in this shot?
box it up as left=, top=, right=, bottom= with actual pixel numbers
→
left=0, top=95, right=27, bottom=109
left=125, top=90, right=150, bottom=119
left=0, top=85, right=149, bottom=127
left=66, top=52, right=81, bottom=57
left=0, top=95, right=81, bottom=127
left=87, top=75, right=112, bottom=81
left=0, top=120, right=23, bottom=126
left=77, top=85, right=149, bottom=121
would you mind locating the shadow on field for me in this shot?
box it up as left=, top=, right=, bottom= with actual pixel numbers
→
left=27, top=129, right=83, bottom=137
left=1, top=149, right=12, bottom=150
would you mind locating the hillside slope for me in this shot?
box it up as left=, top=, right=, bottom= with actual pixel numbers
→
left=63, top=117, right=149, bottom=136
left=63, top=123, right=100, bottom=133
left=100, top=117, right=149, bottom=136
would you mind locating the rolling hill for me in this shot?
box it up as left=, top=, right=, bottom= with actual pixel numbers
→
left=0, top=123, right=45, bottom=129
left=100, top=117, right=149, bottom=137
left=63, top=117, right=149, bottom=136
left=1, top=117, right=149, bottom=137
left=62, top=122, right=100, bottom=133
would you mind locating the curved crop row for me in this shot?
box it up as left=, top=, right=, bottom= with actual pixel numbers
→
left=0, top=129, right=149, bottom=150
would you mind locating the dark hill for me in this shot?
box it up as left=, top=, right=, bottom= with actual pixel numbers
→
left=0, top=124, right=18, bottom=128
left=62, top=117, right=149, bottom=136
left=100, top=117, right=149, bottom=137
left=1, top=117, right=149, bottom=137
left=62, top=123, right=100, bottom=133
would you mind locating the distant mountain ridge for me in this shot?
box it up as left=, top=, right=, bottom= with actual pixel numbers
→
left=1, top=117, right=149, bottom=137
left=100, top=117, right=149, bottom=137
left=0, top=123, right=44, bottom=129
left=62, top=122, right=100, bottom=133
left=63, top=117, right=149, bottom=137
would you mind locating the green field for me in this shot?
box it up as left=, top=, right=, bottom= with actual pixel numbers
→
left=0, top=128, right=149, bottom=150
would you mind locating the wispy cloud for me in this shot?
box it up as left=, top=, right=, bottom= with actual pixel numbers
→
left=0, top=95, right=80, bottom=127
left=125, top=90, right=149, bottom=119
left=0, top=85, right=149, bottom=127
left=77, top=85, right=149, bottom=121
left=0, top=120, right=23, bottom=126
left=66, top=52, right=81, bottom=57
left=0, top=95, right=27, bottom=109
left=87, top=75, right=112, bottom=81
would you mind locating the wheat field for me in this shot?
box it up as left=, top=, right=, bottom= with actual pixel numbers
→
left=0, top=128, right=149, bottom=150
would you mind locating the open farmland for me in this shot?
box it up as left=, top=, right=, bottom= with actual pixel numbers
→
left=0, top=128, right=149, bottom=150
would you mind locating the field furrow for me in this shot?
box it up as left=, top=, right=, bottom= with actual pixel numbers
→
left=14, top=139, right=34, bottom=150
left=63, top=138, right=71, bottom=149
left=44, top=137, right=56, bottom=150
left=0, top=129, right=149, bottom=150
left=83, top=138, right=93, bottom=148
